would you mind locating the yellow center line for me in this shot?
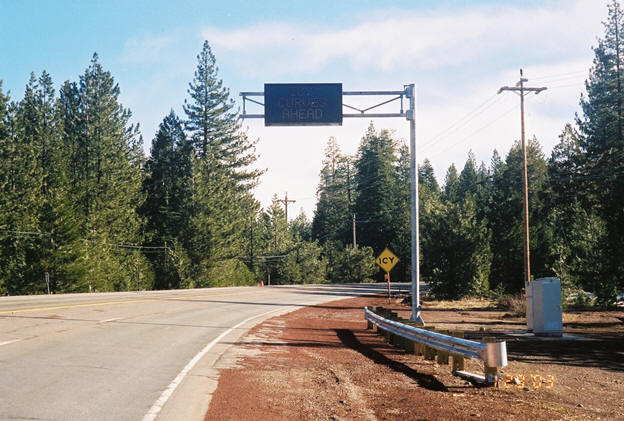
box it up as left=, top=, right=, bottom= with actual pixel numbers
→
left=0, top=290, right=252, bottom=315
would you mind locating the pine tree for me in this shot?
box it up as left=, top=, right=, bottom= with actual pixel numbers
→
left=419, top=158, right=444, bottom=286
left=190, top=159, right=257, bottom=281
left=389, top=143, right=411, bottom=281
left=425, top=196, right=491, bottom=299
left=0, top=75, right=42, bottom=293
left=183, top=40, right=260, bottom=181
left=487, top=137, right=549, bottom=292
left=278, top=210, right=326, bottom=284
left=423, top=152, right=492, bottom=298
left=255, top=196, right=290, bottom=284
left=0, top=82, right=12, bottom=295
left=353, top=124, right=399, bottom=257
left=182, top=41, right=262, bottom=287
left=576, top=0, right=624, bottom=300
left=60, top=53, right=150, bottom=292
left=312, top=137, right=353, bottom=245
left=544, top=124, right=608, bottom=294
left=548, top=124, right=583, bottom=206
left=35, top=72, right=84, bottom=293
left=457, top=151, right=478, bottom=202
left=442, top=164, right=460, bottom=203
left=141, top=111, right=193, bottom=289
left=474, top=161, right=492, bottom=222
left=419, top=158, right=440, bottom=196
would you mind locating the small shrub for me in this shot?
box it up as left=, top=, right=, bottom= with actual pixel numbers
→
left=566, top=290, right=596, bottom=308
left=496, top=294, right=525, bottom=315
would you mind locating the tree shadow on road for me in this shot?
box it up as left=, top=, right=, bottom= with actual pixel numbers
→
left=335, top=329, right=448, bottom=392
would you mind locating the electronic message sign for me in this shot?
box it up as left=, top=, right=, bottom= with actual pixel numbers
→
left=264, top=83, right=342, bottom=126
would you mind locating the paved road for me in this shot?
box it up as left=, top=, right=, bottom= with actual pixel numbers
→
left=0, top=283, right=402, bottom=420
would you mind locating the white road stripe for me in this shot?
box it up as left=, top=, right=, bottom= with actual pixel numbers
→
left=142, top=306, right=295, bottom=421
left=0, top=338, right=23, bottom=347
left=99, top=317, right=122, bottom=323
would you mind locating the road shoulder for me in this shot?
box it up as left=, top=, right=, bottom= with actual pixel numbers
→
left=204, top=295, right=624, bottom=420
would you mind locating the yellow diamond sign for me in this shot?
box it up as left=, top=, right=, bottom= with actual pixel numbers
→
left=375, top=248, right=399, bottom=273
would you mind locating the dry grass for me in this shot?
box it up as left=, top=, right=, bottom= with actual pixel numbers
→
left=422, top=296, right=496, bottom=310
left=495, top=294, right=525, bottom=315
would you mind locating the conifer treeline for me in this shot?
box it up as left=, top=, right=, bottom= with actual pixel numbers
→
left=311, top=1, right=624, bottom=303
left=0, top=42, right=272, bottom=295
left=1, top=1, right=623, bottom=302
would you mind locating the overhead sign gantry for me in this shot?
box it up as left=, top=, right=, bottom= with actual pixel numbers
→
left=240, top=84, right=424, bottom=324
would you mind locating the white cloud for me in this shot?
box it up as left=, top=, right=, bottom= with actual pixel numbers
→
left=117, top=0, right=607, bottom=217
left=202, top=0, right=603, bottom=77
left=120, top=32, right=181, bottom=64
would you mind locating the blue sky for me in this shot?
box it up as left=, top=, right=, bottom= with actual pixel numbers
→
left=0, top=0, right=607, bottom=217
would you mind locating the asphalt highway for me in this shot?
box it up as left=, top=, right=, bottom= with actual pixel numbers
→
left=0, top=283, right=402, bottom=420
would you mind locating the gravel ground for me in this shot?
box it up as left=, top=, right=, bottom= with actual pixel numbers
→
left=205, top=294, right=624, bottom=421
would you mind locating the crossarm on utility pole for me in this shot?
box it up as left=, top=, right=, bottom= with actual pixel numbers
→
left=277, top=192, right=296, bottom=223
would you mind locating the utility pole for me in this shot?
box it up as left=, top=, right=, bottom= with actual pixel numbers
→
left=277, top=192, right=296, bottom=223
left=249, top=216, right=254, bottom=273
left=42, top=236, right=50, bottom=294
left=164, top=240, right=168, bottom=272
left=352, top=214, right=357, bottom=248
left=498, top=69, right=547, bottom=286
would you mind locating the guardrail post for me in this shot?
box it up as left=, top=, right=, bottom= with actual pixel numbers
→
left=436, top=330, right=450, bottom=365
left=403, top=321, right=417, bottom=353
left=388, top=312, right=399, bottom=345
left=376, top=308, right=388, bottom=337
left=483, top=337, right=499, bottom=384
left=367, top=307, right=376, bottom=329
left=381, top=309, right=391, bottom=341
left=423, top=327, right=437, bottom=360
left=451, top=331, right=465, bottom=371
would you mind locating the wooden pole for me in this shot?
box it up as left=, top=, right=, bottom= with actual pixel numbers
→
left=498, top=70, right=547, bottom=286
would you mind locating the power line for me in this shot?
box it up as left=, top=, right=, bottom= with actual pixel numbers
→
left=0, top=229, right=166, bottom=251
left=82, top=239, right=166, bottom=250
left=424, top=102, right=518, bottom=159
left=530, top=69, right=587, bottom=83
left=419, top=94, right=503, bottom=150
left=0, top=229, right=51, bottom=237
left=415, top=69, right=622, bottom=160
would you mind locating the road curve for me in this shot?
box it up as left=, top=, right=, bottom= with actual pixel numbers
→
left=0, top=283, right=394, bottom=421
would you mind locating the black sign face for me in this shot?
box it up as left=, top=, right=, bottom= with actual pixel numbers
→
left=264, top=83, right=342, bottom=126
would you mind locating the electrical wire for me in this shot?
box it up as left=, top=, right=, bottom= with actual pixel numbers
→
left=0, top=229, right=51, bottom=237
left=529, top=69, right=588, bottom=83
left=425, top=102, right=519, bottom=159
left=0, top=229, right=166, bottom=251
left=418, top=94, right=503, bottom=151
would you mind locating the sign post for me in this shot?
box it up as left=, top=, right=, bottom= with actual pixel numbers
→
left=376, top=248, right=399, bottom=300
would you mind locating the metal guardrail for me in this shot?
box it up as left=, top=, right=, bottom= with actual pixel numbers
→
left=364, top=307, right=507, bottom=368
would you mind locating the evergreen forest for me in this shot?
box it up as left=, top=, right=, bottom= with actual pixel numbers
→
left=1, top=2, right=624, bottom=305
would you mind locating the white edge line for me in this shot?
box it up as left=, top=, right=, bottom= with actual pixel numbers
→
left=142, top=306, right=297, bottom=421
left=0, top=338, right=24, bottom=347
left=99, top=317, right=122, bottom=323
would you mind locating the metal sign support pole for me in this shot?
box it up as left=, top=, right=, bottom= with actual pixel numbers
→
left=406, top=84, right=423, bottom=324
